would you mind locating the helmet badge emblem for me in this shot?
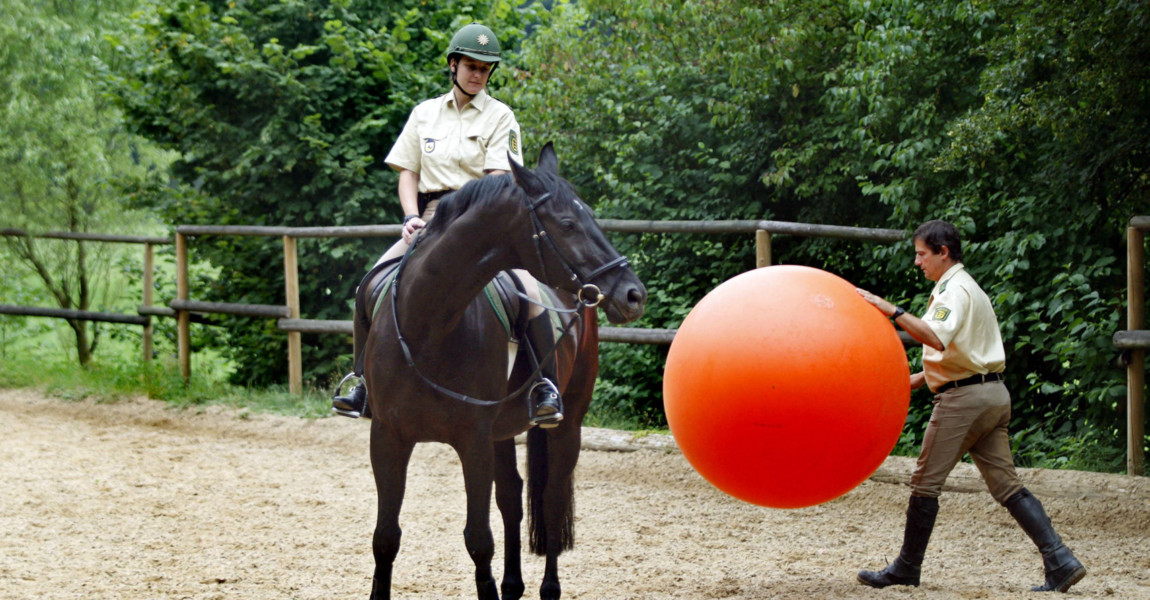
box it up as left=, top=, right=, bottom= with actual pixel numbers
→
left=477, top=34, right=490, bottom=46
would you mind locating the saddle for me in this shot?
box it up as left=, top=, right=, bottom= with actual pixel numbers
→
left=360, top=257, right=563, bottom=346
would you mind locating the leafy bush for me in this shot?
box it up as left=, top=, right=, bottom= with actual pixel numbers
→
left=105, top=0, right=548, bottom=387
left=98, top=0, right=1150, bottom=471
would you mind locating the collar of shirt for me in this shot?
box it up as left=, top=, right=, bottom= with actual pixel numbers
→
left=929, top=262, right=965, bottom=305
left=936, top=263, right=965, bottom=289
left=442, top=89, right=490, bottom=113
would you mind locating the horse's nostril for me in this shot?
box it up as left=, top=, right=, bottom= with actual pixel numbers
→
left=627, top=288, right=646, bottom=306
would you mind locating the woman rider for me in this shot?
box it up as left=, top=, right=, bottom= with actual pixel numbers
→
left=332, top=23, right=564, bottom=428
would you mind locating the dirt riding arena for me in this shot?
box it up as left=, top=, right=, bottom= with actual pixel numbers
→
left=2, top=389, right=1148, bottom=600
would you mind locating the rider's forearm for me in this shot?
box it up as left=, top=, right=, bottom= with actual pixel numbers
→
left=398, top=169, right=420, bottom=217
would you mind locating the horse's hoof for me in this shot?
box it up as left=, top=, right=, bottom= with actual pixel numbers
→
left=501, top=580, right=525, bottom=600
left=540, top=580, right=562, bottom=600
left=477, top=578, right=500, bottom=600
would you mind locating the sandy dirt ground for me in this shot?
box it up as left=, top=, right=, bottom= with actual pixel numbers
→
left=1, top=388, right=1148, bottom=600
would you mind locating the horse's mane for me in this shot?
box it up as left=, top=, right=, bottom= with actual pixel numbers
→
left=423, top=173, right=518, bottom=237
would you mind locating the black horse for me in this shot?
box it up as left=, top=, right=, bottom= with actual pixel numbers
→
left=355, top=143, right=646, bottom=600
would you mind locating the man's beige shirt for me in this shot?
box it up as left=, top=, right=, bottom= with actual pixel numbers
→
left=921, top=263, right=1007, bottom=392
left=384, top=90, right=522, bottom=192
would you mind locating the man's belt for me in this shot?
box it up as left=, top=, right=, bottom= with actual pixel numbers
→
left=937, top=371, right=1004, bottom=393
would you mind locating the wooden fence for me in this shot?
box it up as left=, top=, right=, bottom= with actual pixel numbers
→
left=0, top=229, right=170, bottom=362
left=2, top=217, right=1148, bottom=475
left=1116, top=216, right=1150, bottom=475
left=170, top=219, right=907, bottom=395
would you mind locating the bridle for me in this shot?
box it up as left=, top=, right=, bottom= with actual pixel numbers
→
left=522, top=189, right=632, bottom=311
left=388, top=185, right=632, bottom=407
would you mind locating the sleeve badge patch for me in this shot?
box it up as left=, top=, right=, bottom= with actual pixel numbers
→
left=423, top=138, right=436, bottom=154
left=932, top=307, right=951, bottom=321
left=509, top=130, right=520, bottom=156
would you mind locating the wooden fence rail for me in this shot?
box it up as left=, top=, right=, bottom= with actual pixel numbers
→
left=0, top=229, right=170, bottom=361
left=0, top=304, right=149, bottom=326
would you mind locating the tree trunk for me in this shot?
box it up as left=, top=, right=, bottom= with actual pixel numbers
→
left=66, top=318, right=94, bottom=367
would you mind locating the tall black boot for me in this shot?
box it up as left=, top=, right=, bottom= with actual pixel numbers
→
left=524, top=314, right=563, bottom=428
left=332, top=263, right=390, bottom=420
left=330, top=321, right=367, bottom=419
left=858, top=495, right=939, bottom=588
left=1005, top=488, right=1086, bottom=593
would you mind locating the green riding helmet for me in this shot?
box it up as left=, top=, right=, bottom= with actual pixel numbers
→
left=446, top=23, right=502, bottom=63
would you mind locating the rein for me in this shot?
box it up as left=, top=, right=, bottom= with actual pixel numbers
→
left=388, top=186, right=628, bottom=408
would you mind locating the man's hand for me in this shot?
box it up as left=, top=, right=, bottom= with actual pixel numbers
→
left=856, top=288, right=896, bottom=317
left=856, top=288, right=945, bottom=352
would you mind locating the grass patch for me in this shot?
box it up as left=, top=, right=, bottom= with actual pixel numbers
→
left=0, top=334, right=659, bottom=427
left=0, top=339, right=331, bottom=418
left=583, top=399, right=669, bottom=434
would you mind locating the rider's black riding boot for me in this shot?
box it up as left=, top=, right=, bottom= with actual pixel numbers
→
left=525, top=314, right=563, bottom=428
left=332, top=378, right=367, bottom=419
left=1005, top=487, right=1087, bottom=593
left=332, top=264, right=385, bottom=420
left=858, top=495, right=939, bottom=588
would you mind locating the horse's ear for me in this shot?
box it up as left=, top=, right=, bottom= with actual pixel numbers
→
left=536, top=141, right=559, bottom=175
left=509, top=152, right=545, bottom=195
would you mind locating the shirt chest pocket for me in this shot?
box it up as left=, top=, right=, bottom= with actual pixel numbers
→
left=461, top=132, right=489, bottom=174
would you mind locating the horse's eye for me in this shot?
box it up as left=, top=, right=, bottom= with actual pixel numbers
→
left=560, top=219, right=577, bottom=232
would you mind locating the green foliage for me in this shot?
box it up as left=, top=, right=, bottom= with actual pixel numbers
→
left=513, top=0, right=1147, bottom=471
left=84, top=0, right=1148, bottom=472
left=512, top=0, right=990, bottom=426
left=926, top=0, right=1150, bottom=450
left=0, top=0, right=172, bottom=365
left=105, top=0, right=548, bottom=387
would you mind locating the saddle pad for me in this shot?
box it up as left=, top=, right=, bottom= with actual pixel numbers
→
left=537, top=285, right=567, bottom=341
left=369, top=263, right=518, bottom=340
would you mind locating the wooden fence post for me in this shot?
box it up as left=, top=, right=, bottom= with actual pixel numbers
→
left=1128, top=225, right=1145, bottom=476
left=142, top=243, right=154, bottom=363
left=176, top=232, right=190, bottom=383
left=283, top=235, right=302, bottom=395
left=756, top=230, right=772, bottom=268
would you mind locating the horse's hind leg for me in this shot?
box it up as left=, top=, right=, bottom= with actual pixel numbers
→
left=494, top=439, right=525, bottom=600
left=369, top=427, right=414, bottom=600
left=528, top=426, right=580, bottom=600
left=456, top=438, right=500, bottom=600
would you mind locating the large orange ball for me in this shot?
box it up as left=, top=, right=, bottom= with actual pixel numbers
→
left=663, top=266, right=909, bottom=509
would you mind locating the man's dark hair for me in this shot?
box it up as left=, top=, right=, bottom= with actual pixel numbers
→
left=913, top=220, right=964, bottom=262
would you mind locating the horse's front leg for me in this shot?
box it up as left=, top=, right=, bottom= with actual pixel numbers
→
left=369, top=425, right=414, bottom=600
left=457, top=437, right=500, bottom=600
left=494, top=438, right=525, bottom=600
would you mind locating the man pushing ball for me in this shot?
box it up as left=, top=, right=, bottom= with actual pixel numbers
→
left=855, top=220, right=1087, bottom=593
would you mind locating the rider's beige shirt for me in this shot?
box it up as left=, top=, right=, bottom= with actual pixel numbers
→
left=921, top=263, right=1007, bottom=392
left=384, top=90, right=523, bottom=192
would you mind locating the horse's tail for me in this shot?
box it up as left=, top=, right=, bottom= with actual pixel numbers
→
left=526, top=426, right=574, bottom=555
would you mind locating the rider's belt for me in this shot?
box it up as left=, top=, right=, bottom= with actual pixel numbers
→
left=936, top=371, right=1003, bottom=393
left=417, top=190, right=452, bottom=216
